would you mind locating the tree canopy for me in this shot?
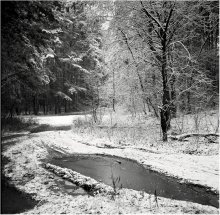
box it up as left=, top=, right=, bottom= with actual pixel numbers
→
left=1, top=1, right=103, bottom=116
left=1, top=0, right=219, bottom=141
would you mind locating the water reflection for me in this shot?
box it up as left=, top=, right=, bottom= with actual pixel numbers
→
left=49, top=155, right=219, bottom=208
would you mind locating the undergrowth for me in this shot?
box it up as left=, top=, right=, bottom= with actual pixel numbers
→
left=29, top=125, right=71, bottom=133
left=72, top=109, right=219, bottom=155
left=1, top=117, right=37, bottom=133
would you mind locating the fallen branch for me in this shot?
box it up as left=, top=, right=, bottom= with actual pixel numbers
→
left=169, top=133, right=219, bottom=141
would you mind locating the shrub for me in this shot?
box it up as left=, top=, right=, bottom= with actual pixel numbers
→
left=1, top=117, right=37, bottom=132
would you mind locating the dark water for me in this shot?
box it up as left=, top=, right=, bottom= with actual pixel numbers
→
left=1, top=176, right=38, bottom=214
left=49, top=154, right=219, bottom=208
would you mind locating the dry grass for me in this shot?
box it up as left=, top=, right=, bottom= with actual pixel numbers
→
left=171, top=110, right=219, bottom=134
left=73, top=111, right=160, bottom=146
left=72, top=108, right=219, bottom=155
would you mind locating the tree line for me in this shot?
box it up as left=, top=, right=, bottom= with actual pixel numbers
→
left=2, top=1, right=103, bottom=117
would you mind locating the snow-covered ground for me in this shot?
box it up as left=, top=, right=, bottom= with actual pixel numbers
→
left=23, top=114, right=83, bottom=126
left=2, top=113, right=219, bottom=214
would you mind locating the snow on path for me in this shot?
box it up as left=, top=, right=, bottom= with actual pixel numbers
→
left=2, top=122, right=219, bottom=214
left=2, top=115, right=219, bottom=214
left=24, top=114, right=85, bottom=126
left=17, top=114, right=219, bottom=192
left=37, top=130, right=219, bottom=192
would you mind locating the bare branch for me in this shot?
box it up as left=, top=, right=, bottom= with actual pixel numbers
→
left=140, top=0, right=164, bottom=32
left=164, top=6, right=174, bottom=33
left=196, top=22, right=219, bottom=61
left=169, top=41, right=191, bottom=61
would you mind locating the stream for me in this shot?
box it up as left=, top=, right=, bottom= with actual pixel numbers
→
left=48, top=154, right=219, bottom=208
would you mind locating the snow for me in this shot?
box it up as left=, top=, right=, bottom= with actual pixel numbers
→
left=36, top=130, right=219, bottom=192
left=24, top=115, right=83, bottom=126
left=1, top=114, right=219, bottom=214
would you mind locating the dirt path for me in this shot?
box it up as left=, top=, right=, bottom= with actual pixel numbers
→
left=2, top=127, right=219, bottom=214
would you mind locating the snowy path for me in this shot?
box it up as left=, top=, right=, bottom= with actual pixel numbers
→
left=23, top=114, right=84, bottom=126
left=38, top=130, right=219, bottom=193
left=2, top=115, right=219, bottom=214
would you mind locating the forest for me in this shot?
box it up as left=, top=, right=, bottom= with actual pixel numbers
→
left=2, top=0, right=219, bottom=140
left=1, top=1, right=219, bottom=214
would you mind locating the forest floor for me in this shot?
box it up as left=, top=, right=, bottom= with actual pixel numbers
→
left=1, top=110, right=219, bottom=214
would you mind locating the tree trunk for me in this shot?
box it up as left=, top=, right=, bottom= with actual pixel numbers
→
left=146, top=98, right=159, bottom=118
left=15, top=106, right=20, bottom=115
left=186, top=75, right=192, bottom=114
left=92, top=97, right=98, bottom=123
left=25, top=105, right=28, bottom=115
left=55, top=98, right=58, bottom=114
left=112, top=98, right=116, bottom=112
left=142, top=99, right=147, bottom=115
left=43, top=101, right=46, bottom=115
left=112, top=69, right=116, bottom=112
left=45, top=97, right=48, bottom=115
left=74, top=94, right=77, bottom=110
left=9, top=104, right=14, bottom=118
left=33, top=95, right=39, bottom=115
left=161, top=37, right=171, bottom=141
left=170, top=75, right=176, bottom=117
left=68, top=102, right=71, bottom=112
left=186, top=91, right=191, bottom=114
left=58, top=98, right=61, bottom=114
left=65, top=100, right=67, bottom=113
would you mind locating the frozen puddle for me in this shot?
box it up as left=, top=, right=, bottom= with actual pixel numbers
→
left=48, top=154, right=219, bottom=208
